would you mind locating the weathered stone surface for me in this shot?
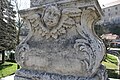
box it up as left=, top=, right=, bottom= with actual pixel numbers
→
left=15, top=65, right=108, bottom=80
left=15, top=0, right=108, bottom=80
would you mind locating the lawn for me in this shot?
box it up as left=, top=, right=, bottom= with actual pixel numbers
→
left=0, top=62, right=17, bottom=78
left=102, top=54, right=119, bottom=78
left=102, top=54, right=118, bottom=69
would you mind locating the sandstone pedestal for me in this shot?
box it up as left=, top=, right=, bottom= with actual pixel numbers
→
left=15, top=0, right=108, bottom=80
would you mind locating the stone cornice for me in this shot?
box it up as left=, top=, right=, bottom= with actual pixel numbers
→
left=20, top=0, right=103, bottom=18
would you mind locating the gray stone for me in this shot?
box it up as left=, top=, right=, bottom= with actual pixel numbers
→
left=14, top=65, right=107, bottom=80
left=15, top=0, right=108, bottom=80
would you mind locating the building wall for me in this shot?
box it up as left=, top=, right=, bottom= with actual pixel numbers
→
left=102, top=4, right=120, bottom=21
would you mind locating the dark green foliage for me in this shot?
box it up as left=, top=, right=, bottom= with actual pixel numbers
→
left=107, top=69, right=119, bottom=78
left=94, top=24, right=109, bottom=37
left=95, top=16, right=120, bottom=38
left=109, top=26, right=120, bottom=35
left=0, top=0, right=17, bottom=50
left=8, top=52, right=15, bottom=62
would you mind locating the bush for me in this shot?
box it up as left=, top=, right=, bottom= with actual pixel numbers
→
left=9, top=53, right=15, bottom=61
left=107, top=69, right=119, bottom=78
left=5, top=51, right=15, bottom=62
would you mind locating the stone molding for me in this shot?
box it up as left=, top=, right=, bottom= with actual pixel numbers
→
left=15, top=0, right=107, bottom=80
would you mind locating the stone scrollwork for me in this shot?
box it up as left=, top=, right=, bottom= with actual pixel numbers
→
left=15, top=0, right=108, bottom=80
left=15, top=42, right=30, bottom=67
left=73, top=8, right=105, bottom=76
left=74, top=39, right=96, bottom=76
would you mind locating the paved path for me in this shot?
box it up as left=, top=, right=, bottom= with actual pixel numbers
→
left=0, top=75, right=119, bottom=80
left=109, top=78, right=120, bottom=80
left=0, top=75, right=14, bottom=80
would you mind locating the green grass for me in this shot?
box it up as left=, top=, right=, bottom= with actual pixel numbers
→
left=102, top=54, right=119, bottom=78
left=0, top=62, right=17, bottom=78
left=102, top=61, right=118, bottom=69
left=102, top=54, right=118, bottom=69
left=106, top=54, right=118, bottom=65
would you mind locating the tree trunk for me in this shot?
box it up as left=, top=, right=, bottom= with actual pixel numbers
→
left=1, top=50, right=5, bottom=64
left=17, top=27, right=21, bottom=69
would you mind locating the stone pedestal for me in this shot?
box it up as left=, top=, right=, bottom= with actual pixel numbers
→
left=15, top=0, right=108, bottom=80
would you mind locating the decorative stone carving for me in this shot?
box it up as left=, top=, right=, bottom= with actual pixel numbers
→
left=15, top=0, right=108, bottom=80
left=43, top=5, right=61, bottom=29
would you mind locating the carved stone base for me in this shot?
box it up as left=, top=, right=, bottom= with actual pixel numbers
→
left=15, top=0, right=108, bottom=80
left=15, top=65, right=108, bottom=80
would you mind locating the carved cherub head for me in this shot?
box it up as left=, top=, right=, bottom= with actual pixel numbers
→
left=43, top=5, right=61, bottom=30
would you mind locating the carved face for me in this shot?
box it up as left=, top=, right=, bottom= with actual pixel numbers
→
left=43, top=6, right=61, bottom=29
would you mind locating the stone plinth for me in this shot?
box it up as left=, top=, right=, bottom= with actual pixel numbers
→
left=15, top=0, right=108, bottom=80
